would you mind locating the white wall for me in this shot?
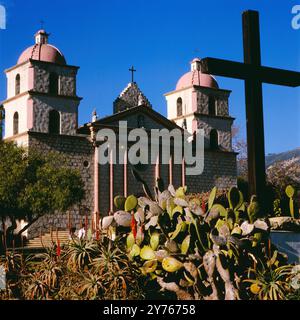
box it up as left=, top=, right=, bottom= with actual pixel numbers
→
left=3, top=94, right=30, bottom=138
left=173, top=114, right=195, bottom=134
left=166, top=87, right=194, bottom=120
left=6, top=62, right=32, bottom=99
left=9, top=134, right=30, bottom=148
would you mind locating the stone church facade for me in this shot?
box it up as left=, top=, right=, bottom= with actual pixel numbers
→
left=1, top=30, right=237, bottom=239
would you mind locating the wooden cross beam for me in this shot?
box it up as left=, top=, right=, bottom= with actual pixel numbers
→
left=200, top=10, right=300, bottom=204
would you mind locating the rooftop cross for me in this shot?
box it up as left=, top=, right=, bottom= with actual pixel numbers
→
left=200, top=10, right=300, bottom=205
left=129, top=66, right=136, bottom=83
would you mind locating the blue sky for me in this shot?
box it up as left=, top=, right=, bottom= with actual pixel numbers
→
left=0, top=0, right=299, bottom=154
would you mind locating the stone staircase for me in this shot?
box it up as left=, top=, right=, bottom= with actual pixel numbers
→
left=25, top=230, right=70, bottom=248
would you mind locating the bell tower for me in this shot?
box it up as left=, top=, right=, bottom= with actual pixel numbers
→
left=2, top=30, right=81, bottom=145
left=165, top=58, right=235, bottom=152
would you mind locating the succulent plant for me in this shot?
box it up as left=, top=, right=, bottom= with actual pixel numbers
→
left=162, top=257, right=183, bottom=273
left=113, top=211, right=132, bottom=227
left=111, top=181, right=290, bottom=300
left=1, top=183, right=297, bottom=301
left=273, top=199, right=282, bottom=217
left=114, top=195, right=126, bottom=210
left=285, top=185, right=297, bottom=219
left=248, top=195, right=260, bottom=224
left=140, top=246, right=156, bottom=260
left=125, top=195, right=138, bottom=212
left=208, top=186, right=217, bottom=210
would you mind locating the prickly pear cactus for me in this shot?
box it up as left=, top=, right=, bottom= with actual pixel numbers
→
left=125, top=195, right=138, bottom=212
left=248, top=195, right=260, bottom=224
left=114, top=195, right=126, bottom=210
left=111, top=184, right=287, bottom=300
left=285, top=185, right=296, bottom=218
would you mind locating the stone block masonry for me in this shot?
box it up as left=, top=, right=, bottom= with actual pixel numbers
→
left=27, top=131, right=94, bottom=239
left=25, top=130, right=237, bottom=239
left=186, top=150, right=237, bottom=193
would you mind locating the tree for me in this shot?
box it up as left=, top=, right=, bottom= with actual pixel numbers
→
left=267, top=157, right=300, bottom=197
left=0, top=105, right=4, bottom=139
left=232, top=125, right=248, bottom=179
left=0, top=141, right=85, bottom=237
left=0, top=141, right=27, bottom=218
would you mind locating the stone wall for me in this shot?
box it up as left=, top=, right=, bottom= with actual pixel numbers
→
left=25, top=128, right=237, bottom=237
left=195, top=116, right=233, bottom=150
left=113, top=82, right=152, bottom=113
left=32, top=61, right=77, bottom=97
left=196, top=88, right=230, bottom=116
left=105, top=111, right=167, bottom=130
left=32, top=96, right=79, bottom=135
left=186, top=150, right=237, bottom=193
left=26, top=132, right=94, bottom=239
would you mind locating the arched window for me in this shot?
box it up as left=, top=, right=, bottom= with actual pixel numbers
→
left=15, top=74, right=20, bottom=95
left=208, top=96, right=216, bottom=116
left=13, top=112, right=19, bottom=135
left=177, top=97, right=183, bottom=117
left=210, top=129, right=218, bottom=149
left=49, top=73, right=59, bottom=95
left=49, top=110, right=60, bottom=134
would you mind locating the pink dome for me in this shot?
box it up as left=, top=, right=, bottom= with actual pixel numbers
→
left=176, top=71, right=218, bottom=90
left=18, top=44, right=66, bottom=65
left=17, top=30, right=66, bottom=65
left=176, top=58, right=218, bottom=90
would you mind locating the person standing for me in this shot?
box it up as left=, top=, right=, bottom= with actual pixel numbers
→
left=78, top=223, right=86, bottom=240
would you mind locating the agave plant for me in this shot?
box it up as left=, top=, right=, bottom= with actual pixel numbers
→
left=245, top=265, right=292, bottom=300
left=23, top=272, right=52, bottom=300
left=91, top=237, right=144, bottom=300
left=55, top=271, right=82, bottom=300
left=66, top=239, right=98, bottom=272
left=77, top=271, right=104, bottom=300
left=0, top=252, right=23, bottom=273
left=37, top=260, right=62, bottom=290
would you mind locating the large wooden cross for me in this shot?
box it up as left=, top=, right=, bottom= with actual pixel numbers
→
left=200, top=10, right=300, bottom=203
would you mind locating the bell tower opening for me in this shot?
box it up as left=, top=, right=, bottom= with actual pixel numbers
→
left=15, top=74, right=20, bottom=95
left=177, top=97, right=183, bottom=117
left=208, top=96, right=216, bottom=115
left=49, top=72, right=59, bottom=95
left=49, top=110, right=60, bottom=134
left=210, top=129, right=219, bottom=149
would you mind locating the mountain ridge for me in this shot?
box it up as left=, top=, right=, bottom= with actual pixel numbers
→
left=265, top=148, right=300, bottom=167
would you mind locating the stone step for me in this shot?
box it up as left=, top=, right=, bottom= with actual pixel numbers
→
left=26, top=230, right=71, bottom=248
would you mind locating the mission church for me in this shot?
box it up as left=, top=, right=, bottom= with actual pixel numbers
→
left=2, top=30, right=237, bottom=239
